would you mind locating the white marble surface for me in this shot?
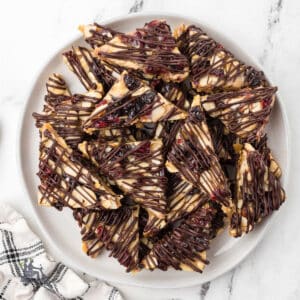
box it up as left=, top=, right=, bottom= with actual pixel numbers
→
left=0, top=0, right=299, bottom=299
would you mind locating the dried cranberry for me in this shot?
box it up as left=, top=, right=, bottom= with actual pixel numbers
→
left=96, top=99, right=108, bottom=107
left=262, top=98, right=272, bottom=108
left=136, top=141, right=150, bottom=154
left=176, top=138, right=183, bottom=145
left=44, top=166, right=52, bottom=175
left=94, top=120, right=108, bottom=128
left=124, top=74, right=140, bottom=90
left=95, top=225, right=104, bottom=237
left=145, top=65, right=161, bottom=75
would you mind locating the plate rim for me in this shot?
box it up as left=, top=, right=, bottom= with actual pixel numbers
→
left=16, top=11, right=291, bottom=288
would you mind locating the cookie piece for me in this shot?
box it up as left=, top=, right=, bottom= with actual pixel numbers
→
left=79, top=23, right=120, bottom=49
left=230, top=143, right=285, bottom=237
left=95, top=20, right=189, bottom=82
left=154, top=82, right=190, bottom=154
left=175, top=24, right=266, bottom=92
left=200, top=86, right=277, bottom=141
left=83, top=71, right=188, bottom=134
left=166, top=173, right=210, bottom=224
left=75, top=206, right=140, bottom=272
left=33, top=76, right=103, bottom=148
left=166, top=95, right=232, bottom=210
left=37, top=123, right=122, bottom=210
left=139, top=202, right=219, bottom=272
left=79, top=139, right=167, bottom=234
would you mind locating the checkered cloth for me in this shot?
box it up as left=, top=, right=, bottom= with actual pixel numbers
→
left=0, top=204, right=123, bottom=300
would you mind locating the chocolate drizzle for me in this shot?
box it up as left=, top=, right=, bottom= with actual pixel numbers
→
left=167, top=97, right=231, bottom=207
left=177, top=25, right=266, bottom=92
left=140, top=203, right=219, bottom=272
left=37, top=124, right=121, bottom=210
left=33, top=90, right=103, bottom=149
left=154, top=83, right=188, bottom=154
left=81, top=23, right=120, bottom=49
left=74, top=206, right=139, bottom=272
left=79, top=139, right=168, bottom=220
left=201, top=86, right=277, bottom=141
left=32, top=19, right=287, bottom=273
left=97, top=20, right=189, bottom=81
left=166, top=173, right=210, bottom=224
left=230, top=143, right=285, bottom=237
left=83, top=72, right=187, bottom=132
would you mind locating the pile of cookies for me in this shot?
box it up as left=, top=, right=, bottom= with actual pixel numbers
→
left=33, top=20, right=285, bottom=273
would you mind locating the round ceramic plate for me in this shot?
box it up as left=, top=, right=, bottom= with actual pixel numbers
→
left=18, top=13, right=290, bottom=288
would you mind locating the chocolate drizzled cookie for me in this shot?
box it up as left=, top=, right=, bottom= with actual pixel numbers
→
left=78, top=139, right=168, bottom=235
left=94, top=20, right=189, bottom=82
left=37, top=123, right=122, bottom=210
left=200, top=86, right=277, bottom=142
left=175, top=25, right=266, bottom=92
left=33, top=74, right=104, bottom=148
left=74, top=206, right=139, bottom=272
left=166, top=95, right=232, bottom=210
left=83, top=71, right=188, bottom=134
left=230, top=143, right=285, bottom=237
left=140, top=202, right=221, bottom=272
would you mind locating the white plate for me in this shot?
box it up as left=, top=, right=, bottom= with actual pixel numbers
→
left=18, top=13, right=290, bottom=288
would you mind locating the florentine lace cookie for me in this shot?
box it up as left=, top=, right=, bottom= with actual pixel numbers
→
left=139, top=202, right=223, bottom=272
left=175, top=24, right=266, bottom=93
left=82, top=71, right=188, bottom=134
left=166, top=95, right=232, bottom=211
left=230, top=143, right=285, bottom=237
left=78, top=138, right=168, bottom=235
left=93, top=20, right=189, bottom=82
left=200, top=86, right=277, bottom=142
left=74, top=205, right=140, bottom=272
left=37, top=123, right=122, bottom=210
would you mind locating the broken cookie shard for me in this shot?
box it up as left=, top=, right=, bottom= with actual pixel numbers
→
left=63, top=46, right=105, bottom=92
left=200, top=86, right=277, bottom=142
left=166, top=95, right=232, bottom=209
left=46, top=73, right=71, bottom=98
left=74, top=206, right=140, bottom=272
left=175, top=25, right=266, bottom=92
left=94, top=20, right=189, bottom=82
left=33, top=75, right=103, bottom=149
left=166, top=173, right=210, bottom=224
left=140, top=203, right=219, bottom=272
left=230, top=143, right=285, bottom=237
left=79, top=23, right=120, bottom=49
left=78, top=139, right=168, bottom=233
left=154, top=82, right=190, bottom=155
left=37, top=123, right=122, bottom=210
left=83, top=71, right=188, bottom=134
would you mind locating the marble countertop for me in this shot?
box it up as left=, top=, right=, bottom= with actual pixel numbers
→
left=0, top=0, right=299, bottom=299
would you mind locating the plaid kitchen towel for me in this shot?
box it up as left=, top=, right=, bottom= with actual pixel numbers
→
left=0, top=204, right=123, bottom=300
